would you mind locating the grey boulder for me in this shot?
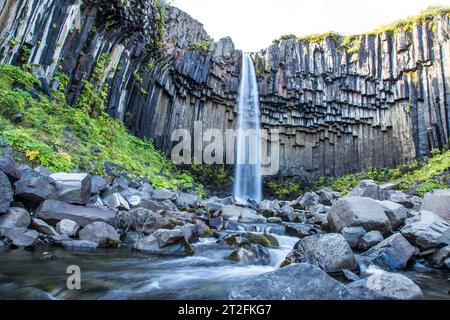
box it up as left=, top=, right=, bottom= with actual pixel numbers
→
left=31, top=218, right=58, bottom=236
left=50, top=173, right=91, bottom=205
left=133, top=234, right=194, bottom=256
left=347, top=180, right=387, bottom=200
left=118, top=208, right=170, bottom=235
left=421, top=189, right=450, bottom=222
left=0, top=228, right=38, bottom=247
left=0, top=156, right=22, bottom=182
left=56, top=219, right=80, bottom=237
left=0, top=207, right=31, bottom=228
left=152, top=189, right=177, bottom=201
left=228, top=244, right=271, bottom=265
left=176, top=192, right=199, bottom=210
left=14, top=169, right=56, bottom=207
left=79, top=222, right=120, bottom=247
left=379, top=200, right=408, bottom=230
left=0, top=170, right=13, bottom=213
left=103, top=192, right=130, bottom=211
left=359, top=231, right=384, bottom=251
left=229, top=263, right=351, bottom=300
left=341, top=226, right=366, bottom=249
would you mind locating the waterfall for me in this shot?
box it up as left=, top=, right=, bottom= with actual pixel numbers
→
left=234, top=54, right=262, bottom=203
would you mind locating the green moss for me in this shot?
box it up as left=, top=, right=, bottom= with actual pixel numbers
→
left=0, top=64, right=199, bottom=192
left=151, top=0, right=167, bottom=50
left=267, top=180, right=301, bottom=200
left=245, top=234, right=272, bottom=248
left=186, top=39, right=211, bottom=54
left=188, top=164, right=232, bottom=193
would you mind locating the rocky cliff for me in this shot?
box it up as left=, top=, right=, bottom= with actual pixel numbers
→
left=0, top=0, right=449, bottom=180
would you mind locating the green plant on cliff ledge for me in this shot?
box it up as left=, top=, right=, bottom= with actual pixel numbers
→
left=151, top=0, right=168, bottom=50
left=267, top=180, right=301, bottom=200
left=0, top=64, right=199, bottom=192
left=187, top=39, right=211, bottom=54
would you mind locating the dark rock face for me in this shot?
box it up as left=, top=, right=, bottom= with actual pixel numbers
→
left=229, top=263, right=352, bottom=300
left=14, top=169, right=56, bottom=207
left=0, top=171, right=13, bottom=213
left=1, top=1, right=449, bottom=179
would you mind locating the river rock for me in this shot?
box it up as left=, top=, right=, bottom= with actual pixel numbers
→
left=258, top=200, right=280, bottom=214
left=50, top=173, right=91, bottom=205
left=430, top=246, right=450, bottom=268
left=0, top=228, right=38, bottom=247
left=103, top=192, right=130, bottom=211
left=152, top=189, right=177, bottom=201
left=0, top=170, right=13, bottom=214
left=343, top=269, right=361, bottom=282
left=208, top=216, right=224, bottom=230
left=14, top=169, right=56, bottom=207
left=361, top=233, right=415, bottom=270
left=328, top=197, right=392, bottom=235
left=79, top=222, right=120, bottom=247
left=319, top=190, right=334, bottom=206
left=359, top=231, right=384, bottom=251
left=379, top=200, right=408, bottom=230
left=141, top=199, right=178, bottom=212
left=388, top=190, right=420, bottom=209
left=31, top=218, right=58, bottom=236
left=120, top=188, right=142, bottom=208
left=341, top=226, right=366, bottom=249
left=240, top=208, right=267, bottom=223
left=348, top=269, right=424, bottom=300
left=0, top=156, right=22, bottom=182
left=285, top=223, right=318, bottom=238
left=118, top=208, right=170, bottom=235
left=133, top=234, right=194, bottom=256
left=347, top=180, right=387, bottom=200
left=151, top=228, right=186, bottom=248
left=229, top=263, right=351, bottom=300
left=56, top=219, right=80, bottom=237
left=221, top=205, right=266, bottom=223
left=286, top=234, right=356, bottom=273
left=176, top=192, right=199, bottom=210
left=62, top=239, right=98, bottom=252
left=90, top=175, right=108, bottom=195
left=227, top=244, right=271, bottom=265
left=0, top=207, right=31, bottom=228
left=400, top=211, right=450, bottom=251
left=295, top=192, right=320, bottom=211
left=421, top=189, right=450, bottom=222
left=37, top=200, right=116, bottom=227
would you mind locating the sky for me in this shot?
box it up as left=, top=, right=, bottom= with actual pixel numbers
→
left=171, top=0, right=450, bottom=52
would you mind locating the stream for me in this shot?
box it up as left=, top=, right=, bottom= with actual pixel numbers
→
left=0, top=228, right=448, bottom=300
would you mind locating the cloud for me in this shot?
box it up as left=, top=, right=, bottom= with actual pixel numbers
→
left=171, top=0, right=449, bottom=52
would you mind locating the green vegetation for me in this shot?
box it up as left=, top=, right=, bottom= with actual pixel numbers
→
left=266, top=180, right=302, bottom=200
left=0, top=64, right=198, bottom=191
left=151, top=0, right=168, bottom=50
left=186, top=39, right=211, bottom=54
left=314, top=148, right=450, bottom=196
left=188, top=164, right=231, bottom=193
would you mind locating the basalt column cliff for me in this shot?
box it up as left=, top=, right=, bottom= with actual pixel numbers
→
left=0, top=0, right=449, bottom=179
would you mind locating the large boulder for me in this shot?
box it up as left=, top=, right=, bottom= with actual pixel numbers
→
left=328, top=197, right=392, bottom=235
left=227, top=244, right=271, bottom=265
left=37, top=200, right=116, bottom=227
left=118, top=208, right=170, bottom=235
left=361, top=233, right=415, bottom=270
left=341, top=226, right=366, bottom=249
left=31, top=218, right=58, bottom=236
left=79, top=222, right=120, bottom=247
left=285, top=223, right=318, bottom=239
left=348, top=269, right=424, bottom=300
left=379, top=201, right=408, bottom=230
left=90, top=175, right=108, bottom=195
left=0, top=170, right=13, bottom=213
left=56, top=219, right=80, bottom=237
left=0, top=156, right=22, bottom=182
left=359, top=231, right=384, bottom=251
left=295, top=192, right=320, bottom=211
left=103, top=192, right=130, bottom=211
left=152, top=189, right=177, bottom=201
left=221, top=205, right=266, bottom=223
left=400, top=211, right=450, bottom=251
left=14, top=169, right=56, bottom=207
left=347, top=180, right=387, bottom=200
left=388, top=190, right=421, bottom=209
left=176, top=192, right=199, bottom=210
left=50, top=173, right=91, bottom=205
left=229, top=263, right=351, bottom=300
left=0, top=228, right=38, bottom=247
left=430, top=246, right=450, bottom=268
left=421, top=189, right=450, bottom=222
left=133, top=234, right=194, bottom=256
left=258, top=200, right=280, bottom=214
left=0, top=207, right=30, bottom=228
left=286, top=234, right=356, bottom=273
left=141, top=199, right=178, bottom=212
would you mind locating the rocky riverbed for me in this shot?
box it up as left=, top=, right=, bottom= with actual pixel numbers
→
left=0, top=155, right=449, bottom=300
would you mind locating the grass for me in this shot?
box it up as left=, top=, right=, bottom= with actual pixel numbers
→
left=314, top=148, right=450, bottom=196
left=0, top=64, right=199, bottom=192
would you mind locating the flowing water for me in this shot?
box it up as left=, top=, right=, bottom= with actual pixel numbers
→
left=234, top=54, right=263, bottom=203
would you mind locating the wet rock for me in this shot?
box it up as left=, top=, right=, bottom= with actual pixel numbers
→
left=123, top=231, right=144, bottom=244
left=388, top=190, right=421, bottom=209
left=439, top=229, right=450, bottom=246
left=152, top=189, right=177, bottom=201
left=103, top=192, right=130, bottom=211
left=400, top=211, right=450, bottom=251
left=37, top=200, right=116, bottom=227
left=258, top=200, right=280, bottom=214
left=151, top=228, right=186, bottom=248
left=62, top=240, right=98, bottom=252
left=348, top=269, right=424, bottom=300
left=421, top=189, right=450, bottom=222
left=141, top=199, right=178, bottom=212
left=0, top=228, right=38, bottom=248
left=0, top=207, right=31, bottom=228
left=79, top=222, right=120, bottom=248
left=229, top=263, right=351, bottom=300
left=56, top=219, right=80, bottom=237
left=328, top=197, right=392, bottom=235
left=120, top=188, right=142, bottom=208
left=221, top=205, right=266, bottom=223
left=267, top=217, right=282, bottom=224
left=118, top=208, right=170, bottom=235
left=204, top=201, right=225, bottom=213
left=341, top=226, right=366, bottom=249
left=361, top=233, right=415, bottom=270
left=90, top=175, right=108, bottom=195
left=295, top=192, right=320, bottom=211
left=40, top=252, right=57, bottom=261
left=278, top=205, right=294, bottom=217
left=343, top=269, right=361, bottom=282
left=0, top=156, right=22, bottom=182
left=31, top=218, right=58, bottom=236
left=50, top=173, right=91, bottom=205
left=359, top=231, right=384, bottom=251
left=133, top=234, right=194, bottom=256
left=176, top=192, right=199, bottom=210
left=221, top=205, right=242, bottom=221
left=285, top=223, right=318, bottom=238
left=208, top=216, right=224, bottom=230
left=195, top=219, right=212, bottom=237
left=347, top=180, right=387, bottom=201
left=14, top=169, right=56, bottom=207
left=379, top=200, right=408, bottom=230
left=319, top=190, right=334, bottom=206
left=286, top=233, right=356, bottom=273
left=0, top=170, right=13, bottom=214
left=227, top=244, right=271, bottom=265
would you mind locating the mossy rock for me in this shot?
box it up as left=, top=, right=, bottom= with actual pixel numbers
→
left=280, top=258, right=293, bottom=268
left=245, top=234, right=272, bottom=248
left=264, top=234, right=279, bottom=247
left=202, top=227, right=213, bottom=238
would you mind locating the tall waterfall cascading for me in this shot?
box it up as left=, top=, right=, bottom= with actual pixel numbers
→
left=234, top=54, right=263, bottom=203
